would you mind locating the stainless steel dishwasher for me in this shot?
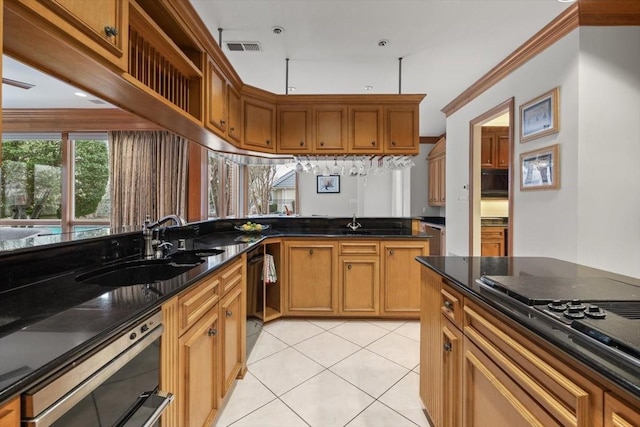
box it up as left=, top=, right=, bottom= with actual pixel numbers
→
left=21, top=310, right=173, bottom=427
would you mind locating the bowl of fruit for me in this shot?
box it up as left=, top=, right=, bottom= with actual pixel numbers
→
left=234, top=222, right=269, bottom=233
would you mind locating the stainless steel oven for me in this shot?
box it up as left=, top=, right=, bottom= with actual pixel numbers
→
left=21, top=310, right=172, bottom=427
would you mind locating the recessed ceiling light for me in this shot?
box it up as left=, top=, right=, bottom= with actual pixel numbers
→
left=272, top=26, right=284, bottom=35
left=377, top=39, right=389, bottom=47
left=74, top=92, right=87, bottom=97
left=364, top=86, right=373, bottom=91
left=287, top=86, right=296, bottom=92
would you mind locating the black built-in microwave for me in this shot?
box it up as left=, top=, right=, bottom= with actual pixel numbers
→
left=481, top=169, right=509, bottom=198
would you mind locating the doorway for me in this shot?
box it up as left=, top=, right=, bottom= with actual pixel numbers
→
left=468, top=98, right=514, bottom=256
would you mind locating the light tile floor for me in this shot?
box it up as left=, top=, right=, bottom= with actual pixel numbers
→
left=214, top=318, right=430, bottom=427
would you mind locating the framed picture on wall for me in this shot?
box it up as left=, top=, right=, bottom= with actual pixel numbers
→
left=519, top=87, right=560, bottom=143
left=317, top=175, right=340, bottom=193
left=520, top=144, right=560, bottom=191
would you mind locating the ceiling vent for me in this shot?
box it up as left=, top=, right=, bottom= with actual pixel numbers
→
left=225, top=42, right=262, bottom=52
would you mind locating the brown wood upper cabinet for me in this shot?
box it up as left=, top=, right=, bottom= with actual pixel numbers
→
left=385, top=105, right=420, bottom=153
left=348, top=105, right=383, bottom=153
left=313, top=105, right=349, bottom=153
left=428, top=137, right=446, bottom=207
left=12, top=0, right=128, bottom=69
left=242, top=97, right=277, bottom=153
left=481, top=126, right=509, bottom=169
left=206, top=57, right=228, bottom=137
left=277, top=105, right=313, bottom=153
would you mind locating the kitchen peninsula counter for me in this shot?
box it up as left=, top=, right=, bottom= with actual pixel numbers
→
left=0, top=217, right=430, bottom=406
left=416, top=256, right=640, bottom=403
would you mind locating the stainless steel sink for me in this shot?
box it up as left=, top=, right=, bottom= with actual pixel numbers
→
left=76, top=258, right=204, bottom=286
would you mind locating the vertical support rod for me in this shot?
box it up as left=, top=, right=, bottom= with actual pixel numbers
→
left=286, top=58, right=290, bottom=94
left=218, top=28, right=223, bottom=48
left=398, top=57, right=403, bottom=94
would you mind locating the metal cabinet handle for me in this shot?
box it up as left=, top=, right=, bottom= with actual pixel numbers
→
left=220, top=119, right=226, bottom=125
left=208, top=328, right=217, bottom=336
left=389, top=250, right=394, bottom=255
left=444, top=300, right=454, bottom=311
left=371, top=141, right=376, bottom=146
left=226, top=310, right=232, bottom=318
left=347, top=264, right=352, bottom=270
left=300, top=141, right=305, bottom=146
left=443, top=342, right=452, bottom=352
left=320, top=141, right=325, bottom=146
left=266, top=140, right=271, bottom=145
left=391, top=141, right=396, bottom=146
left=309, top=249, right=314, bottom=255
left=230, top=127, right=235, bottom=132
left=104, top=26, right=118, bottom=37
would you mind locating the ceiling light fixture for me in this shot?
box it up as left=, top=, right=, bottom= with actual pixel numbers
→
left=364, top=86, right=373, bottom=91
left=74, top=92, right=87, bottom=97
left=272, top=26, right=284, bottom=35
left=378, top=39, right=389, bottom=47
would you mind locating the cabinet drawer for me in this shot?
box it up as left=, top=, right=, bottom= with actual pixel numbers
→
left=339, top=241, right=379, bottom=255
left=178, top=274, right=220, bottom=336
left=220, top=259, right=244, bottom=295
left=440, top=283, right=463, bottom=328
left=464, top=301, right=602, bottom=427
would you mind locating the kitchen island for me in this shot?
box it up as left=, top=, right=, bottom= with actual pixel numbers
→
left=417, top=256, right=640, bottom=427
left=0, top=216, right=430, bottom=426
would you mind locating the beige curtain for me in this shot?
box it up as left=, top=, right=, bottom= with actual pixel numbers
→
left=109, top=131, right=188, bottom=229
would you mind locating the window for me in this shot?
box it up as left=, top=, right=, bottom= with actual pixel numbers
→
left=208, top=152, right=296, bottom=219
left=0, top=134, right=110, bottom=233
left=207, top=152, right=239, bottom=218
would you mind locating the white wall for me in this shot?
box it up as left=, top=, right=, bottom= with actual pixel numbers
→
left=444, top=27, right=640, bottom=278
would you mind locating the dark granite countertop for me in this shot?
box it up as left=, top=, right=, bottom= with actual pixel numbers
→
left=0, top=223, right=429, bottom=404
left=416, top=256, right=640, bottom=400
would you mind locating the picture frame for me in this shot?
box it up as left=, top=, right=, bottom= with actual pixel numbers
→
left=520, top=144, right=560, bottom=191
left=317, top=175, right=340, bottom=193
left=519, top=87, right=560, bottom=143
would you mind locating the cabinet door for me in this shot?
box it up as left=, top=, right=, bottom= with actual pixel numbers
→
left=605, top=393, right=640, bottom=427
left=179, top=306, right=219, bottom=427
left=221, top=286, right=243, bottom=398
left=381, top=241, right=427, bottom=316
left=442, top=317, right=463, bottom=427
left=278, top=105, right=312, bottom=153
left=227, top=86, right=241, bottom=143
left=437, top=156, right=446, bottom=205
left=0, top=396, right=20, bottom=427
left=206, top=58, right=227, bottom=136
left=285, top=241, right=337, bottom=313
left=314, top=105, right=347, bottom=153
left=420, top=267, right=443, bottom=426
left=463, top=338, right=562, bottom=427
left=243, top=97, right=276, bottom=152
left=21, top=0, right=127, bottom=68
left=496, top=134, right=510, bottom=169
left=349, top=105, right=383, bottom=153
left=428, top=158, right=440, bottom=205
left=481, top=134, right=496, bottom=168
left=339, top=256, right=379, bottom=315
left=385, top=105, right=419, bottom=154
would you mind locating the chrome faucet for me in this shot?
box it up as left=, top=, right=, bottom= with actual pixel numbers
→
left=346, top=214, right=361, bottom=231
left=143, top=214, right=187, bottom=259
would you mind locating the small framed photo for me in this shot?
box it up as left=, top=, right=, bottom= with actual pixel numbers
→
left=520, top=144, right=560, bottom=191
left=317, top=175, right=340, bottom=193
left=520, top=87, right=560, bottom=143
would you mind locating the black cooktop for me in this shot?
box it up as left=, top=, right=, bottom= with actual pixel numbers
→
left=480, top=276, right=640, bottom=305
left=480, top=275, right=640, bottom=369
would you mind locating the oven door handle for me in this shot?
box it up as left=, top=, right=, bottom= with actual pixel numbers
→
left=114, top=389, right=174, bottom=427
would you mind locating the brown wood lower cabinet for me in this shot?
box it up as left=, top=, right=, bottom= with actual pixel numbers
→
left=221, top=285, right=243, bottom=398
left=604, top=393, right=640, bottom=427
left=178, top=305, right=219, bottom=427
left=381, top=241, right=428, bottom=317
left=480, top=226, right=506, bottom=256
left=161, top=257, right=245, bottom=427
left=0, top=396, right=20, bottom=427
left=419, top=267, right=625, bottom=427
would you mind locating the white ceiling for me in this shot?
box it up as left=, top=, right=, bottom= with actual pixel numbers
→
left=2, top=0, right=573, bottom=136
